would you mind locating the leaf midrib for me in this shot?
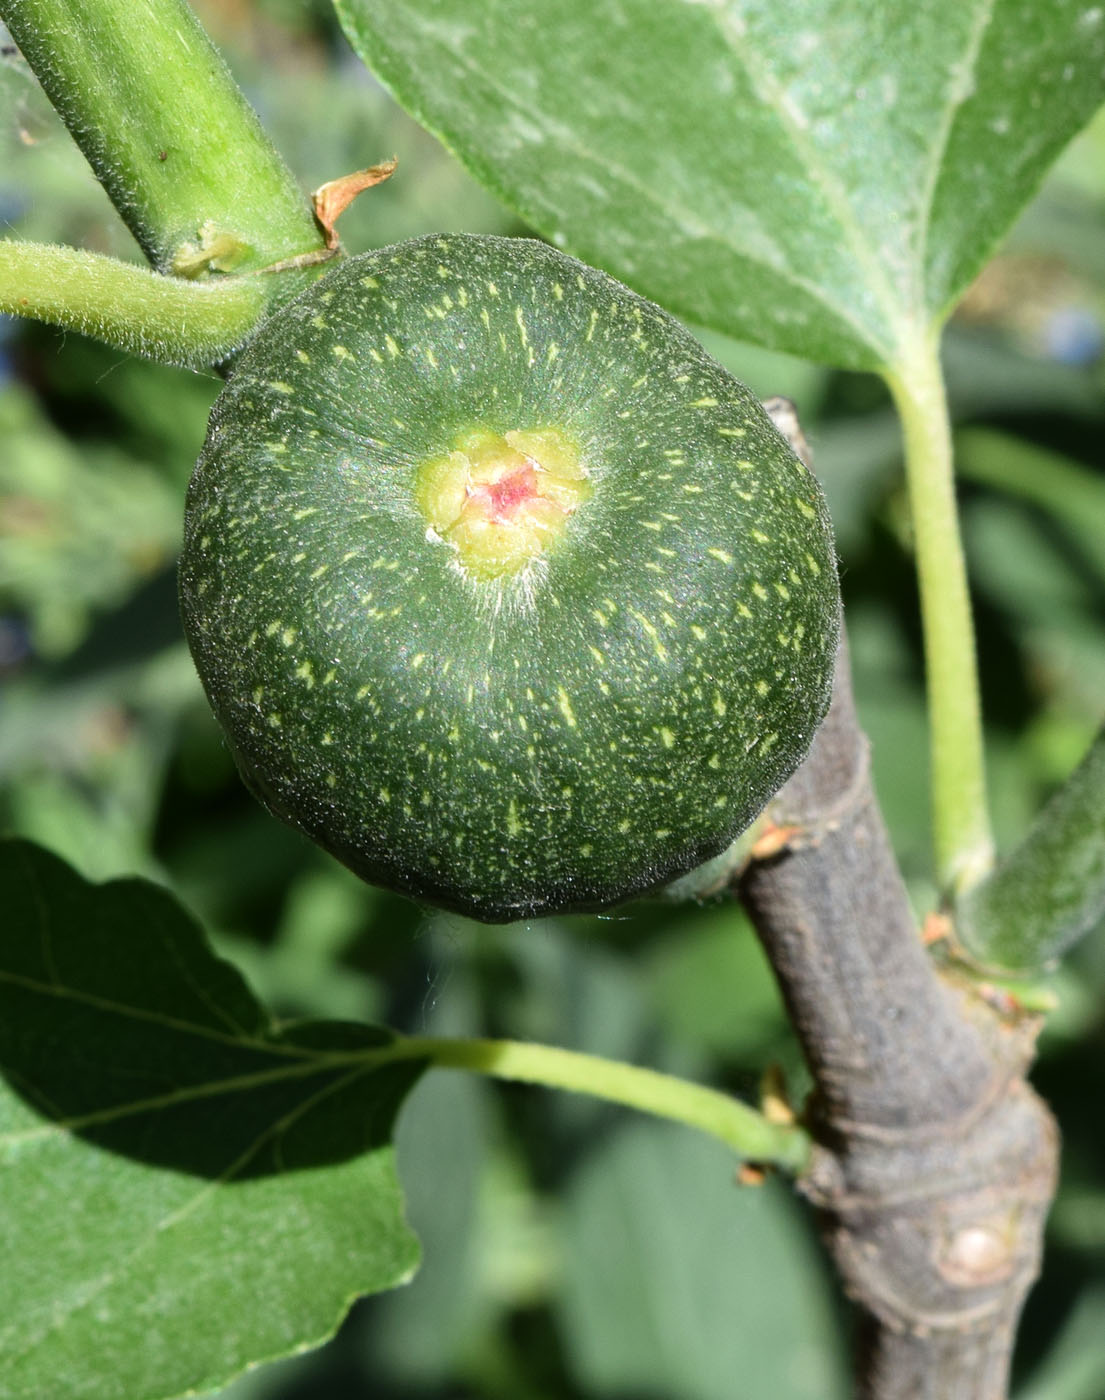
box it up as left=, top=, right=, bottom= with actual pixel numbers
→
left=696, top=0, right=908, bottom=361
left=910, top=0, right=996, bottom=320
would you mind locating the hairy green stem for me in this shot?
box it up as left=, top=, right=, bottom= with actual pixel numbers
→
left=886, top=333, right=994, bottom=895
left=396, top=1035, right=811, bottom=1171
left=0, top=0, right=324, bottom=274
left=0, top=239, right=268, bottom=366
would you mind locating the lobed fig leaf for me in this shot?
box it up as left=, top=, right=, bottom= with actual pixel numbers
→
left=180, top=235, right=839, bottom=922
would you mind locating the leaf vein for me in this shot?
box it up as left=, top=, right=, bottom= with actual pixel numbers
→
left=400, top=11, right=892, bottom=357
left=0, top=966, right=299, bottom=1055
left=1, top=1064, right=374, bottom=1365
left=0, top=1053, right=374, bottom=1150
left=912, top=0, right=996, bottom=316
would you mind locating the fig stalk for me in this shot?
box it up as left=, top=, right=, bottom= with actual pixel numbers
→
left=0, top=0, right=324, bottom=277
left=0, top=239, right=267, bottom=367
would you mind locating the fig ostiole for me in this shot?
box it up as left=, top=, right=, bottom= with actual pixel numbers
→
left=179, top=234, right=839, bottom=922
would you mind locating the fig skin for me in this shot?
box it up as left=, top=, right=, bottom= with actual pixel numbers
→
left=180, top=234, right=839, bottom=922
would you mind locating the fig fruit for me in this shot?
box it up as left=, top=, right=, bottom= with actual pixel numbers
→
left=180, top=234, right=838, bottom=922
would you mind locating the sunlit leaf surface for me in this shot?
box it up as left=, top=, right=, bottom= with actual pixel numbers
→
left=0, top=839, right=426, bottom=1400
left=337, top=0, right=1105, bottom=370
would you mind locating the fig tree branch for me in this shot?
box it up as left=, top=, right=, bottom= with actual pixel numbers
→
left=739, top=641, right=1058, bottom=1400
left=0, top=0, right=324, bottom=274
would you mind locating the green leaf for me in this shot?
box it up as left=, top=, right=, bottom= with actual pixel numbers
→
left=0, top=381, right=181, bottom=658
left=956, top=726, right=1105, bottom=971
left=957, top=427, right=1105, bottom=581
left=367, top=1063, right=495, bottom=1383
left=334, top=0, right=1105, bottom=372
left=557, top=1119, right=848, bottom=1400
left=1016, top=1285, right=1105, bottom=1400
left=0, top=839, right=427, bottom=1400
left=646, top=904, right=788, bottom=1061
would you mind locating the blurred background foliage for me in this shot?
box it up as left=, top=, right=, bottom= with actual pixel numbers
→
left=1, top=4, right=1104, bottom=1397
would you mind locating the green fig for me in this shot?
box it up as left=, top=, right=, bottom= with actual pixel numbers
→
left=180, top=234, right=839, bottom=922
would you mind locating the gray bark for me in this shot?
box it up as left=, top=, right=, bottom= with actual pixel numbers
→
left=739, top=645, right=1058, bottom=1399
left=738, top=402, right=1059, bottom=1398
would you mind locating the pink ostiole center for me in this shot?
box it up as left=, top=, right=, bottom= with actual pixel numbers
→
left=465, top=462, right=542, bottom=522
left=414, top=426, right=589, bottom=579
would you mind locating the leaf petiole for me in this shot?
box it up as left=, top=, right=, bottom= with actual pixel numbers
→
left=393, top=1035, right=811, bottom=1172
left=885, top=331, right=994, bottom=896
